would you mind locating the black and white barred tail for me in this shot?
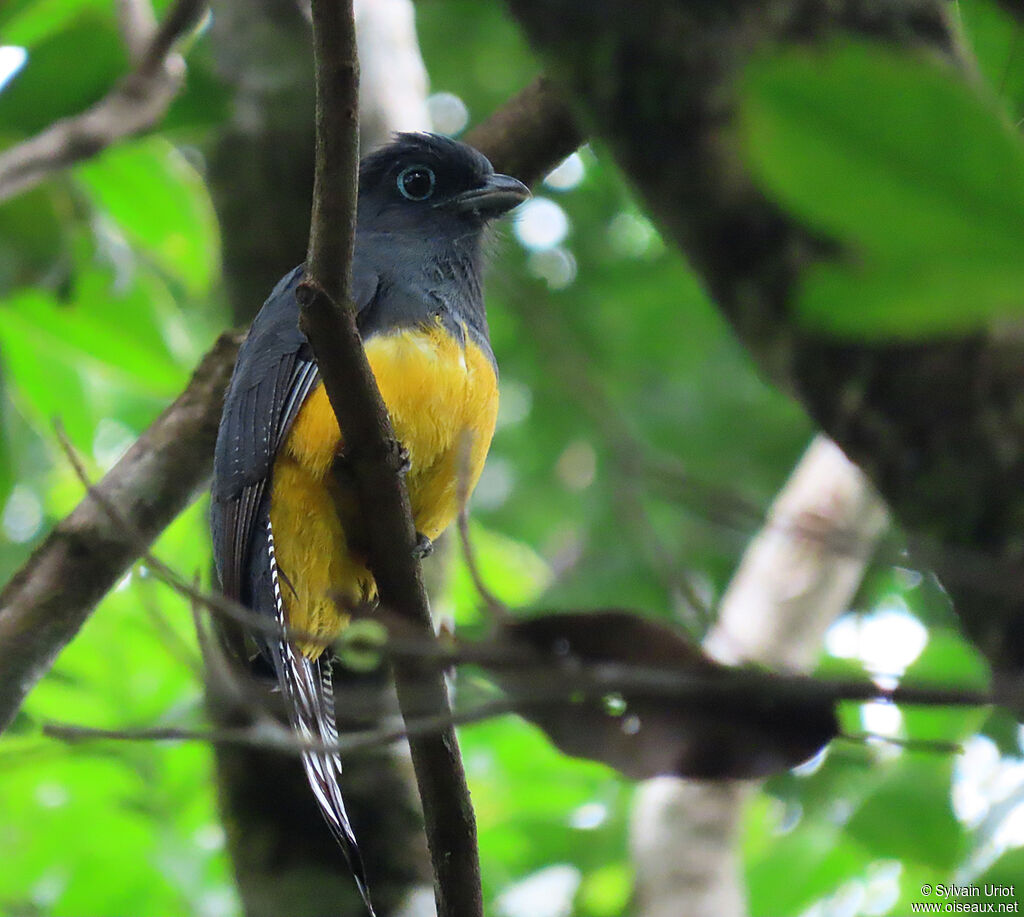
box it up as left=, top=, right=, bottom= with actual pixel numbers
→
left=266, top=520, right=375, bottom=916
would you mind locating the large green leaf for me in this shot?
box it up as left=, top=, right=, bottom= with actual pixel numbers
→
left=75, top=138, right=220, bottom=295
left=0, top=303, right=95, bottom=444
left=0, top=266, right=194, bottom=456
left=740, top=40, right=1024, bottom=338
left=1, top=285, right=185, bottom=397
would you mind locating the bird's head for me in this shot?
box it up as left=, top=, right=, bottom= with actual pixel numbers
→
left=357, top=133, right=530, bottom=235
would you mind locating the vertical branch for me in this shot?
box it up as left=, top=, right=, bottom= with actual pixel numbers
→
left=631, top=436, right=890, bottom=917
left=306, top=0, right=360, bottom=302
left=301, top=2, right=484, bottom=915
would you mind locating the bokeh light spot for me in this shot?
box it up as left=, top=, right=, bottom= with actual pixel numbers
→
left=2, top=484, right=43, bottom=544
left=0, top=46, right=27, bottom=94
left=544, top=152, right=585, bottom=191
left=528, top=247, right=577, bottom=290
left=427, top=91, right=469, bottom=135
left=513, top=197, right=569, bottom=251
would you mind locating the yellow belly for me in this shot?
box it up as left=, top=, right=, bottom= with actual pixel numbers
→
left=268, top=324, right=499, bottom=657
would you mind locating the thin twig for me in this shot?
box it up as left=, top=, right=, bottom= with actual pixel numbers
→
left=456, top=433, right=512, bottom=623
left=457, top=509, right=513, bottom=624
left=138, top=574, right=204, bottom=676
left=36, top=662, right=1001, bottom=757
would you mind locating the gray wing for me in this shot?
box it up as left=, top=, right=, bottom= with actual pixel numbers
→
left=210, top=263, right=379, bottom=604
left=211, top=266, right=316, bottom=602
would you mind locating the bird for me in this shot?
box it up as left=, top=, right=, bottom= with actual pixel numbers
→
left=210, top=132, right=529, bottom=913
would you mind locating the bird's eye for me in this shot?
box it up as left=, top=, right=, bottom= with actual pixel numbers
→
left=397, top=165, right=436, bottom=201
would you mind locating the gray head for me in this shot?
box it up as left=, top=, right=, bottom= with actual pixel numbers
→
left=357, top=133, right=530, bottom=236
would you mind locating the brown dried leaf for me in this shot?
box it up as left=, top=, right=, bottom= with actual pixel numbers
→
left=487, top=610, right=837, bottom=780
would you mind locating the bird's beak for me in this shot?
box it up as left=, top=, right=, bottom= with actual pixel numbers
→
left=446, top=173, right=531, bottom=217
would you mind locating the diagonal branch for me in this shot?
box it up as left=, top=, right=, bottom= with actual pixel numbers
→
left=0, top=331, right=241, bottom=733
left=465, top=76, right=583, bottom=185
left=0, top=0, right=206, bottom=205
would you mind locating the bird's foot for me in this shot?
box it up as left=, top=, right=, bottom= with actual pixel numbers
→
left=392, top=440, right=411, bottom=475
left=412, top=532, right=434, bottom=559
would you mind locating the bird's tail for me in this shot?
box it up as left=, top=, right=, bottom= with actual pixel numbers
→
left=266, top=521, right=375, bottom=916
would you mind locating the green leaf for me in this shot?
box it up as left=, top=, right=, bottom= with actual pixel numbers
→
left=1, top=502, right=236, bottom=917
left=0, top=0, right=112, bottom=48
left=740, top=39, right=1024, bottom=338
left=747, top=817, right=867, bottom=915
left=981, top=706, right=1023, bottom=757
left=1, top=284, right=185, bottom=399
left=957, top=0, right=1024, bottom=117
left=0, top=303, right=95, bottom=444
left=900, top=628, right=990, bottom=744
left=844, top=752, right=964, bottom=870
left=0, top=268, right=192, bottom=456
left=75, top=138, right=220, bottom=295
left=576, top=862, right=632, bottom=917
left=973, top=847, right=1024, bottom=894
left=0, top=183, right=73, bottom=293
left=0, top=15, right=126, bottom=135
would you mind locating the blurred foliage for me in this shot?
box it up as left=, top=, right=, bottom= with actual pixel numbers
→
left=740, top=37, right=1024, bottom=338
left=0, top=1, right=1023, bottom=916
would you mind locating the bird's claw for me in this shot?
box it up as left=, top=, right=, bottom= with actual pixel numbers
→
left=393, top=441, right=411, bottom=475
left=412, top=532, right=433, bottom=559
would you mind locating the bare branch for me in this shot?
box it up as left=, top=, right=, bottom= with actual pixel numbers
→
left=139, top=0, right=205, bottom=76
left=0, top=0, right=205, bottom=205
left=465, top=76, right=583, bottom=186
left=0, top=332, right=240, bottom=733
left=354, top=0, right=432, bottom=149
left=116, top=0, right=158, bottom=63
left=707, top=436, right=890, bottom=669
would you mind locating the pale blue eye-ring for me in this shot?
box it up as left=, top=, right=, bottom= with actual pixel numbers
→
left=397, top=165, right=436, bottom=201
